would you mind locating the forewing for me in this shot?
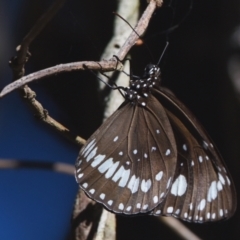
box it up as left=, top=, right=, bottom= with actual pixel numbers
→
left=151, top=89, right=237, bottom=222
left=75, top=96, right=177, bottom=214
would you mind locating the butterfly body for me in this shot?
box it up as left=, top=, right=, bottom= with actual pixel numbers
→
left=75, top=64, right=236, bottom=222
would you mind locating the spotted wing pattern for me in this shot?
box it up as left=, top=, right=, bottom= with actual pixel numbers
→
left=75, top=95, right=177, bottom=214
left=151, top=89, right=237, bottom=222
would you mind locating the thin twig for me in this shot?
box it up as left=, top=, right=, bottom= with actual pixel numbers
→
left=159, top=217, right=202, bottom=240
left=22, top=85, right=86, bottom=146
left=0, top=158, right=75, bottom=175
left=0, top=60, right=119, bottom=97
left=11, top=0, right=66, bottom=80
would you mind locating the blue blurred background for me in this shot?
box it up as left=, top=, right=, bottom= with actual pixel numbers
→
left=0, top=1, right=82, bottom=239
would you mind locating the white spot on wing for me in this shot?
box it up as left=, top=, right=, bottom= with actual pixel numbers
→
left=98, top=158, right=117, bottom=177
left=144, top=153, right=148, bottom=158
left=100, top=193, right=105, bottom=200
left=141, top=179, right=152, bottom=193
left=155, top=210, right=161, bottom=214
left=167, top=207, right=173, bottom=213
left=112, top=166, right=130, bottom=187
left=160, top=192, right=164, bottom=198
left=126, top=206, right=132, bottom=211
left=83, top=141, right=96, bottom=158
left=83, top=183, right=88, bottom=188
left=226, top=176, right=231, bottom=185
left=191, top=160, right=194, bottom=166
left=89, top=189, right=95, bottom=194
left=118, top=203, right=124, bottom=210
left=189, top=203, right=193, bottom=210
left=156, top=129, right=160, bottom=134
left=78, top=173, right=84, bottom=178
left=171, top=175, right=187, bottom=196
left=182, top=144, right=187, bottom=151
left=76, top=160, right=82, bottom=167
left=153, top=196, right=158, bottom=203
left=220, top=209, right=223, bottom=217
left=127, top=175, right=140, bottom=194
left=175, top=209, right=180, bottom=214
left=86, top=147, right=98, bottom=162
left=91, top=154, right=106, bottom=167
left=165, top=149, right=171, bottom=156
left=197, top=199, right=206, bottom=211
left=198, top=156, right=203, bottom=163
left=207, top=181, right=217, bottom=202
left=143, top=204, right=148, bottom=210
left=108, top=200, right=113, bottom=206
left=167, top=177, right=172, bottom=189
left=82, top=139, right=95, bottom=155
left=133, top=149, right=137, bottom=154
left=113, top=136, right=119, bottom=142
left=217, top=181, right=223, bottom=191
left=203, top=141, right=208, bottom=149
left=151, top=147, right=157, bottom=152
left=119, top=151, right=123, bottom=156
left=218, top=173, right=225, bottom=185
left=155, top=171, right=163, bottom=181
left=136, top=203, right=141, bottom=209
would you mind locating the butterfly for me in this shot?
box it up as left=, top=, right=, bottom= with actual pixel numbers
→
left=75, top=63, right=236, bottom=223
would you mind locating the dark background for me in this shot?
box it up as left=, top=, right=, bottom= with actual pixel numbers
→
left=0, top=0, right=240, bottom=239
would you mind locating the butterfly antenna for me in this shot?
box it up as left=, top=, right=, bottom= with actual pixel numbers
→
left=113, top=12, right=155, bottom=63
left=83, top=64, right=126, bottom=97
left=112, top=55, right=141, bottom=80
left=113, top=12, right=140, bottom=38
left=157, top=41, right=169, bottom=66
left=98, top=71, right=126, bottom=98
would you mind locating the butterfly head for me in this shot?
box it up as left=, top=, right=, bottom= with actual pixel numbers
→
left=143, top=64, right=161, bottom=79
left=124, top=64, right=161, bottom=107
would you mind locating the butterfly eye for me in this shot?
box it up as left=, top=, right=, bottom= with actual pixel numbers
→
left=75, top=64, right=236, bottom=223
